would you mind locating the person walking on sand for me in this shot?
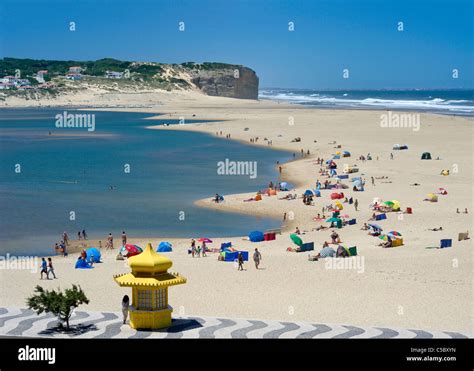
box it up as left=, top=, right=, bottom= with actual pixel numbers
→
left=202, top=241, right=207, bottom=257
left=390, top=153, right=394, bottom=160
left=82, top=229, right=87, bottom=240
left=106, top=233, right=114, bottom=250
left=77, top=231, right=82, bottom=240
left=253, top=248, right=262, bottom=269
left=122, top=231, right=127, bottom=246
left=371, top=177, right=375, bottom=186
left=40, top=258, right=48, bottom=279
left=238, top=252, right=244, bottom=271
left=47, top=257, right=56, bottom=279
left=122, top=295, right=130, bottom=324
left=354, top=199, right=359, bottom=211
left=63, top=231, right=69, bottom=246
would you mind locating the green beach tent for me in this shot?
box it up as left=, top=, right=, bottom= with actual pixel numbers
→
left=290, top=233, right=303, bottom=247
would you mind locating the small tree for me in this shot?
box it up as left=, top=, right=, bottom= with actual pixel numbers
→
left=27, top=285, right=89, bottom=330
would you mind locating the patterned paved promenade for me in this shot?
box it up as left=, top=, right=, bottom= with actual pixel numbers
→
left=0, top=307, right=471, bottom=339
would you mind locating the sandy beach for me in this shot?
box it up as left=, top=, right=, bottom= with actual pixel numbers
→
left=1, top=91, right=472, bottom=333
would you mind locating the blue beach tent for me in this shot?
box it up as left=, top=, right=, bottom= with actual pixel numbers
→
left=249, top=231, right=264, bottom=242
left=75, top=258, right=93, bottom=269
left=157, top=241, right=173, bottom=252
left=85, top=247, right=101, bottom=263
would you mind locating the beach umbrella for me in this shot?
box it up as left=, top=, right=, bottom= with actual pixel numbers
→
left=378, top=234, right=393, bottom=242
left=388, top=231, right=402, bottom=237
left=120, top=244, right=143, bottom=258
left=198, top=238, right=213, bottom=243
left=290, top=233, right=303, bottom=247
left=326, top=217, right=340, bottom=223
left=280, top=182, right=288, bottom=188
left=334, top=201, right=343, bottom=210
left=384, top=201, right=394, bottom=207
left=304, top=189, right=314, bottom=196
left=391, top=200, right=401, bottom=210
left=368, top=223, right=382, bottom=231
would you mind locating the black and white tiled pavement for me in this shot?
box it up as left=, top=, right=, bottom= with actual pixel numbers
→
left=0, top=308, right=471, bottom=339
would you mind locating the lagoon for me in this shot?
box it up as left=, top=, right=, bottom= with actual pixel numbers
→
left=0, top=109, right=291, bottom=255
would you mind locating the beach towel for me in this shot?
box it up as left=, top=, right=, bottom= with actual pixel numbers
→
left=375, top=214, right=387, bottom=221
left=300, top=242, right=314, bottom=252
left=440, top=239, right=452, bottom=248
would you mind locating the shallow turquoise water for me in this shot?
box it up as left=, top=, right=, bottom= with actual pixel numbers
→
left=0, top=108, right=291, bottom=255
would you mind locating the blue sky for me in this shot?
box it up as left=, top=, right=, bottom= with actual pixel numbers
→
left=1, top=0, right=472, bottom=89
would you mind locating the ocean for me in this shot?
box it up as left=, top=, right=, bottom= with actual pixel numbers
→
left=0, top=109, right=291, bottom=256
left=259, top=89, right=474, bottom=116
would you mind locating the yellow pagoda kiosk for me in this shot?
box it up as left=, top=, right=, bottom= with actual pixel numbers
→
left=114, top=242, right=186, bottom=329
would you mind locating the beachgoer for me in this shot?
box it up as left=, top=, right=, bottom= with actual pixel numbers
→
left=40, top=258, right=48, bottom=279
left=330, top=230, right=340, bottom=244
left=354, top=199, right=359, bottom=211
left=107, top=233, right=114, bottom=249
left=464, top=208, right=468, bottom=214
left=122, top=295, right=130, bottom=324
left=63, top=231, right=69, bottom=246
left=295, top=227, right=301, bottom=235
left=82, top=229, right=87, bottom=240
left=77, top=231, right=82, bottom=240
left=390, top=153, right=394, bottom=160
left=122, top=231, right=127, bottom=246
left=456, top=208, right=460, bottom=214
left=253, top=248, right=262, bottom=269
left=202, top=241, right=207, bottom=257
left=47, top=257, right=56, bottom=279
left=238, top=252, right=244, bottom=271
left=371, top=177, right=375, bottom=186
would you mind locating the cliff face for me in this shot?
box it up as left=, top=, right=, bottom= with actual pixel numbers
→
left=0, top=58, right=260, bottom=100
left=190, top=67, right=259, bottom=100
